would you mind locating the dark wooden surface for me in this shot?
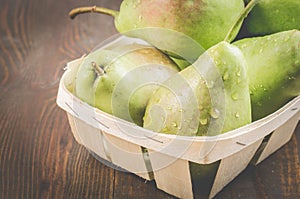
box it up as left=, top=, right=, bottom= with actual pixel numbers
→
left=0, top=0, right=299, bottom=198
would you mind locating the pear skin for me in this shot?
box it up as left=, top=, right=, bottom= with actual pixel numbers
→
left=75, top=44, right=179, bottom=126
left=70, top=0, right=245, bottom=61
left=143, top=41, right=251, bottom=136
left=116, top=0, right=244, bottom=49
left=243, top=0, right=300, bottom=36
left=170, top=57, right=192, bottom=71
left=234, top=29, right=300, bottom=120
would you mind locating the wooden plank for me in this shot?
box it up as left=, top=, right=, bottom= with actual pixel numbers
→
left=68, top=116, right=108, bottom=161
left=103, top=133, right=151, bottom=180
left=148, top=150, right=194, bottom=199
left=67, top=113, right=83, bottom=145
left=255, top=112, right=300, bottom=165
left=209, top=139, right=263, bottom=198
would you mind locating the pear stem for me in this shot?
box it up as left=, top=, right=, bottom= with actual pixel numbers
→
left=224, top=0, right=261, bottom=42
left=92, top=62, right=105, bottom=76
left=69, top=6, right=119, bottom=19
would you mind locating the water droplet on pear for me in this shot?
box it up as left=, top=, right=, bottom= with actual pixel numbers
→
left=210, top=108, right=220, bottom=119
left=235, top=112, right=240, bottom=118
left=223, top=71, right=229, bottom=81
left=199, top=118, right=208, bottom=125
left=231, top=92, right=238, bottom=100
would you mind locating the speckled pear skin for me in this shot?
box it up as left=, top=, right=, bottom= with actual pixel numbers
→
left=243, top=0, right=300, bottom=36
left=234, top=30, right=300, bottom=121
left=115, top=0, right=245, bottom=50
left=74, top=44, right=179, bottom=126
left=143, top=42, right=251, bottom=136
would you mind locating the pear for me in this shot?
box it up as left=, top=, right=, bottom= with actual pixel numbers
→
left=243, top=0, right=300, bottom=36
left=234, top=29, right=300, bottom=120
left=69, top=0, right=245, bottom=62
left=143, top=41, right=251, bottom=136
left=74, top=43, right=179, bottom=126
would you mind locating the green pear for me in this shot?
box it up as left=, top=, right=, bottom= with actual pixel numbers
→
left=69, top=0, right=245, bottom=61
left=74, top=43, right=179, bottom=126
left=234, top=29, right=300, bottom=120
left=243, top=0, right=300, bottom=36
left=143, top=41, right=251, bottom=136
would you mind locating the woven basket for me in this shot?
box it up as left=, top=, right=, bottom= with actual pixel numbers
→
left=56, top=36, right=300, bottom=199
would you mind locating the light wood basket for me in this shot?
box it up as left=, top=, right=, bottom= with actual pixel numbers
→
left=56, top=36, right=300, bottom=198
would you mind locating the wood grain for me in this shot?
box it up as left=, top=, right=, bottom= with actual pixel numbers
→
left=0, top=0, right=299, bottom=198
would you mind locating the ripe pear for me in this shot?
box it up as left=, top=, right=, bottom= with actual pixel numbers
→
left=74, top=43, right=179, bottom=126
left=143, top=41, right=251, bottom=136
left=234, top=29, right=300, bottom=120
left=69, top=0, right=245, bottom=61
left=243, top=0, right=300, bottom=36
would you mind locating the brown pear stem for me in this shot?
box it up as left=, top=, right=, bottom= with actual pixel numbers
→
left=224, top=0, right=261, bottom=42
left=69, top=6, right=119, bottom=19
left=92, top=62, right=105, bottom=76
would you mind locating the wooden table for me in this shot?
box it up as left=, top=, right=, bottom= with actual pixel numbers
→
left=1, top=0, right=299, bottom=198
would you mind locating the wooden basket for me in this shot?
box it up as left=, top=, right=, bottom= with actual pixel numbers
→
left=56, top=36, right=300, bottom=199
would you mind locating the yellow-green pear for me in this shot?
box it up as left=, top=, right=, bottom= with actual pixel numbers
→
left=69, top=0, right=245, bottom=62
left=74, top=43, right=179, bottom=126
left=143, top=42, right=251, bottom=136
left=234, top=29, right=300, bottom=120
